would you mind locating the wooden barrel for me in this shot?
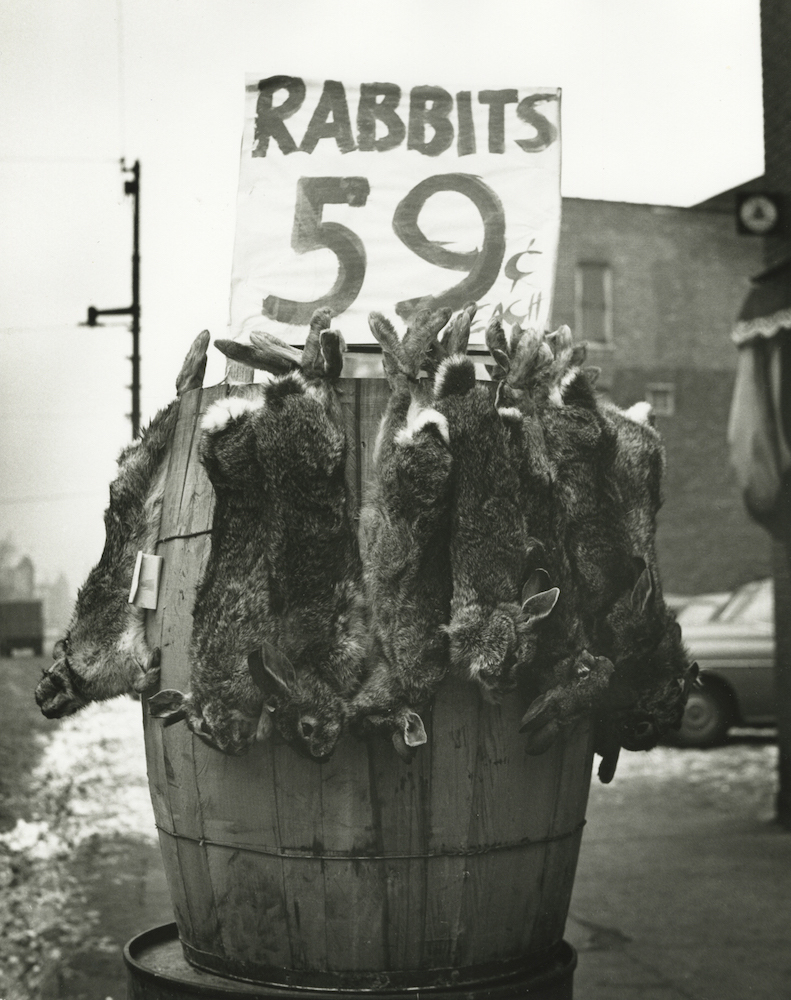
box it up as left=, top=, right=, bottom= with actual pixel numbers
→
left=142, top=360, right=594, bottom=990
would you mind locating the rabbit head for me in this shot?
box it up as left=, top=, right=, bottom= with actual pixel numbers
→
left=349, top=658, right=429, bottom=761
left=445, top=568, right=560, bottom=704
left=248, top=642, right=348, bottom=761
left=148, top=686, right=268, bottom=756
left=485, top=319, right=554, bottom=414
left=35, top=331, right=210, bottom=719
left=520, top=649, right=616, bottom=755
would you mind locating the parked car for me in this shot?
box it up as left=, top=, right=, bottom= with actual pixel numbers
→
left=670, top=578, right=775, bottom=747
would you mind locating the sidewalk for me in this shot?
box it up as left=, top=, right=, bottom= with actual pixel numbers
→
left=567, top=734, right=791, bottom=1000
left=14, top=693, right=789, bottom=1000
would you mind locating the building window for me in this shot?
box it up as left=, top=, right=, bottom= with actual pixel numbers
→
left=575, top=262, right=612, bottom=343
left=645, top=383, right=675, bottom=417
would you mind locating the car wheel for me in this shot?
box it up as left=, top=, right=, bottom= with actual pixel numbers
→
left=673, top=685, right=733, bottom=748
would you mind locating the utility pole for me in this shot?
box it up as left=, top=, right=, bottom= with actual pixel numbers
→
left=84, top=159, right=141, bottom=438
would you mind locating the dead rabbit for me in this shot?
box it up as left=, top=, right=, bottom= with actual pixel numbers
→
left=149, top=310, right=367, bottom=759
left=35, top=331, right=210, bottom=719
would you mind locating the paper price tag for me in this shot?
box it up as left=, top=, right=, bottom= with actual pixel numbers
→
left=129, top=552, right=163, bottom=610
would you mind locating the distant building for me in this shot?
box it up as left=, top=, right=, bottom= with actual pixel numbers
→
left=552, top=195, right=770, bottom=595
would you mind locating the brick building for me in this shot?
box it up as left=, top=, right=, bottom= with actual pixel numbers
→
left=552, top=196, right=770, bottom=595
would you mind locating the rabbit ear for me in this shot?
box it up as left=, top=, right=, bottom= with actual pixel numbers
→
left=176, top=330, right=210, bottom=396
left=485, top=318, right=510, bottom=374
left=522, top=586, right=560, bottom=622
left=427, top=304, right=472, bottom=373
left=440, top=302, right=478, bottom=355
left=390, top=710, right=427, bottom=759
left=403, top=709, right=427, bottom=746
left=302, top=307, right=334, bottom=373
left=248, top=641, right=299, bottom=698
left=522, top=568, right=551, bottom=603
left=521, top=568, right=559, bottom=616
left=453, top=301, right=478, bottom=350
left=546, top=324, right=573, bottom=357
left=368, top=312, right=404, bottom=358
left=507, top=328, right=546, bottom=387
left=630, top=562, right=654, bottom=613
left=402, top=307, right=452, bottom=376
left=521, top=568, right=559, bottom=621
left=148, top=689, right=188, bottom=725
left=571, top=343, right=588, bottom=366
left=216, top=336, right=297, bottom=375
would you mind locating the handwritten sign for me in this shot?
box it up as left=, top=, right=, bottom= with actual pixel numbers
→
left=230, top=76, right=561, bottom=345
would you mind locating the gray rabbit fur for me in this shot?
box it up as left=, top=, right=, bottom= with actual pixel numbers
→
left=149, top=310, right=367, bottom=759
left=350, top=306, right=461, bottom=758
left=511, top=326, right=696, bottom=780
left=480, top=320, right=613, bottom=745
left=35, top=331, right=210, bottom=719
left=431, top=317, right=560, bottom=705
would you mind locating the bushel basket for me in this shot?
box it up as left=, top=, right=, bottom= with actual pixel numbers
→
left=141, top=365, right=594, bottom=990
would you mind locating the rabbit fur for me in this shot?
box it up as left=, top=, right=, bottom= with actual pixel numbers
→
left=508, top=325, right=695, bottom=779
left=430, top=316, right=560, bottom=705
left=477, top=320, right=612, bottom=742
left=35, top=331, right=211, bottom=720
left=351, top=306, right=464, bottom=758
left=149, top=310, right=367, bottom=759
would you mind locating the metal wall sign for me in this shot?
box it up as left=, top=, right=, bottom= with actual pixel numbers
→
left=736, top=192, right=785, bottom=236
left=229, top=76, right=561, bottom=346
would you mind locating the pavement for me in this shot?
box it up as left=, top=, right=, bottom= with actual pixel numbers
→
left=9, top=685, right=789, bottom=1000
left=567, top=732, right=791, bottom=1000
left=116, top=730, right=791, bottom=1000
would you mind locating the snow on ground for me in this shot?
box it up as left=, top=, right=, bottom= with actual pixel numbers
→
left=0, top=696, right=155, bottom=1000
left=0, top=694, right=780, bottom=998
left=593, top=735, right=780, bottom=822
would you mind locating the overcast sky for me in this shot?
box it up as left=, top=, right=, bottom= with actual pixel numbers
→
left=0, top=0, right=764, bottom=593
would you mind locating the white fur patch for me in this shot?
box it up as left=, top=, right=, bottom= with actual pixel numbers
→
left=624, top=401, right=653, bottom=425
left=559, top=367, right=579, bottom=399
left=549, top=385, right=564, bottom=406
left=395, top=406, right=450, bottom=446
left=497, top=406, right=523, bottom=423
left=201, top=396, right=263, bottom=433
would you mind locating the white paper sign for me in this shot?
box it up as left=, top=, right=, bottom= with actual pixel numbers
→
left=230, top=76, right=561, bottom=347
left=128, top=552, right=163, bottom=610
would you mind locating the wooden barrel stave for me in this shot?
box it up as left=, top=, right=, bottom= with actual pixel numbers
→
left=142, top=368, right=594, bottom=986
